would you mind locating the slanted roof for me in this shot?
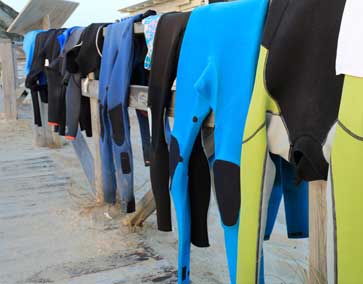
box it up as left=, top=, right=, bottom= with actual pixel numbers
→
left=119, top=0, right=204, bottom=13
left=7, top=0, right=79, bottom=35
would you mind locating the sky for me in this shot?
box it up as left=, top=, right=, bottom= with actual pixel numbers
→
left=4, top=0, right=144, bottom=27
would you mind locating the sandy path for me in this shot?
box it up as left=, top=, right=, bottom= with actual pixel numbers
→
left=0, top=103, right=308, bottom=284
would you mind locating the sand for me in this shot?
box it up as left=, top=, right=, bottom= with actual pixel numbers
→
left=0, top=101, right=308, bottom=284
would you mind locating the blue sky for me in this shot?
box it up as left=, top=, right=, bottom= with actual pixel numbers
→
left=4, top=0, right=143, bottom=26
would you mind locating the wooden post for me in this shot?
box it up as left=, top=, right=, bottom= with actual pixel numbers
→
left=309, top=180, right=328, bottom=284
left=71, top=131, right=96, bottom=192
left=0, top=39, right=17, bottom=120
left=123, top=190, right=156, bottom=228
left=90, top=97, right=104, bottom=203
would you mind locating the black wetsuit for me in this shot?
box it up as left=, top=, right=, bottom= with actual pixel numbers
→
left=42, top=28, right=67, bottom=133
left=148, top=12, right=210, bottom=241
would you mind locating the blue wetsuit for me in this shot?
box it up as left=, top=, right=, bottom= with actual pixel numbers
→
left=24, top=30, right=44, bottom=76
left=99, top=14, right=153, bottom=213
left=169, top=1, right=268, bottom=283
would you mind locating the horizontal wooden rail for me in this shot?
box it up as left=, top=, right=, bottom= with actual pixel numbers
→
left=82, top=79, right=215, bottom=127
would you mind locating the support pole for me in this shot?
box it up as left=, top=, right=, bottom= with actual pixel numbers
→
left=309, top=180, right=328, bottom=284
left=123, top=190, right=156, bottom=228
left=90, top=96, right=104, bottom=203
left=0, top=39, right=17, bottom=120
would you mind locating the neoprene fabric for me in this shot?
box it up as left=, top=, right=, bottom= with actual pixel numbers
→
left=237, top=0, right=347, bottom=283
left=59, top=27, right=92, bottom=140
left=169, top=1, right=268, bottom=283
left=26, top=30, right=60, bottom=127
left=148, top=12, right=192, bottom=233
left=43, top=28, right=66, bottom=131
left=23, top=30, right=46, bottom=127
left=327, top=5, right=363, bottom=282
left=142, top=15, right=161, bottom=70
left=98, top=14, right=154, bottom=213
left=265, top=154, right=309, bottom=241
left=327, top=76, right=363, bottom=284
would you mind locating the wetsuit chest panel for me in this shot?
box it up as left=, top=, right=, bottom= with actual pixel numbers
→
left=264, top=0, right=346, bottom=180
left=76, top=23, right=108, bottom=78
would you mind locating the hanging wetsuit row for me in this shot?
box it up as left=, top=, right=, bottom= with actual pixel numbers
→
left=23, top=0, right=362, bottom=283
left=24, top=19, right=153, bottom=215
left=143, top=2, right=308, bottom=284
left=23, top=22, right=151, bottom=152
left=237, top=0, right=363, bottom=284
left=144, top=1, right=361, bottom=284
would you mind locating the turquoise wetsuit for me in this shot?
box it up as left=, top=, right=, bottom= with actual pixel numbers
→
left=169, top=1, right=268, bottom=283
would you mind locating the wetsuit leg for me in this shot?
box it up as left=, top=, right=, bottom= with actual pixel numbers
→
left=264, top=154, right=283, bottom=241
left=281, top=158, right=309, bottom=239
left=265, top=155, right=309, bottom=240
left=30, top=89, right=42, bottom=127
left=79, top=96, right=92, bottom=137
left=148, top=12, right=191, bottom=232
left=131, top=33, right=151, bottom=166
left=135, top=110, right=151, bottom=165
left=237, top=46, right=280, bottom=284
left=327, top=76, right=363, bottom=284
left=65, top=73, right=82, bottom=140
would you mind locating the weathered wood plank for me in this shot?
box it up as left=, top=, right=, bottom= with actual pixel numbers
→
left=90, top=97, right=104, bottom=203
left=82, top=79, right=215, bottom=127
left=71, top=131, right=96, bottom=193
left=0, top=39, right=17, bottom=120
left=309, top=180, right=328, bottom=284
left=123, top=190, right=156, bottom=228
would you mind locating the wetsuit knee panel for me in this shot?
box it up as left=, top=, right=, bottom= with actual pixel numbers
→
left=121, top=152, right=131, bottom=174
left=213, top=160, right=241, bottom=227
left=169, top=135, right=183, bottom=182
left=108, top=103, right=125, bottom=145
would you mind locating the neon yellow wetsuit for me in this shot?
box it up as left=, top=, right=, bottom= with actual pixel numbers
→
left=327, top=1, right=363, bottom=282
left=236, top=0, right=347, bottom=282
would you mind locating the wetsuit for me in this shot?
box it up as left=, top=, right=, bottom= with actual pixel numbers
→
left=42, top=28, right=67, bottom=133
left=26, top=30, right=60, bottom=127
left=148, top=12, right=193, bottom=233
left=65, top=24, right=110, bottom=139
left=169, top=1, right=268, bottom=283
left=58, top=27, right=90, bottom=140
left=326, top=2, right=363, bottom=283
left=99, top=13, right=154, bottom=213
left=237, top=0, right=346, bottom=283
left=23, top=30, right=46, bottom=127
